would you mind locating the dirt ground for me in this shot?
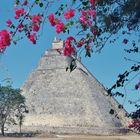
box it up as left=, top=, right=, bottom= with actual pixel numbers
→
left=0, top=135, right=140, bottom=140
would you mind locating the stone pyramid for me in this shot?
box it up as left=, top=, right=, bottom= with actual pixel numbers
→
left=21, top=38, right=131, bottom=135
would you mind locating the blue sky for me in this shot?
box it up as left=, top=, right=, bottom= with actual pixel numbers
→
left=0, top=1, right=140, bottom=113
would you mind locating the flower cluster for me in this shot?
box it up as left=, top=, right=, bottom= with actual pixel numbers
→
left=64, top=36, right=75, bottom=56
left=18, top=23, right=24, bottom=32
left=48, top=14, right=57, bottom=26
left=56, top=22, right=65, bottom=33
left=79, top=10, right=96, bottom=26
left=6, top=20, right=12, bottom=27
left=64, top=9, right=75, bottom=20
left=4, top=1, right=44, bottom=46
left=128, top=120, right=140, bottom=132
left=28, top=33, right=36, bottom=44
left=0, top=30, right=11, bottom=51
left=48, top=14, right=65, bottom=34
left=1, top=0, right=98, bottom=52
left=77, top=39, right=85, bottom=48
left=31, top=15, right=42, bottom=32
left=90, top=0, right=95, bottom=7
left=15, top=8, right=26, bottom=19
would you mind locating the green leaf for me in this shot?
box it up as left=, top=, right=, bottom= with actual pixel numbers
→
left=118, top=104, right=123, bottom=109
left=66, top=67, right=69, bottom=71
left=69, top=59, right=77, bottom=72
left=16, top=0, right=20, bottom=5
left=85, top=50, right=91, bottom=57
left=35, top=0, right=40, bottom=4
left=39, top=3, right=43, bottom=7
left=109, top=109, right=114, bottom=115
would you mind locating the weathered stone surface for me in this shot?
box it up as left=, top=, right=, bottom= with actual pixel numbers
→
left=21, top=39, right=131, bottom=135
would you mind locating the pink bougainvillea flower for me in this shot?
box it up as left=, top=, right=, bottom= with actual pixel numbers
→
left=88, top=10, right=96, bottom=18
left=64, top=45, right=75, bottom=56
left=128, top=120, right=140, bottom=132
left=77, top=41, right=84, bottom=48
left=18, top=23, right=24, bottom=29
left=56, top=22, right=65, bottom=33
left=66, top=36, right=75, bottom=43
left=64, top=9, right=75, bottom=19
left=31, top=15, right=41, bottom=32
left=79, top=15, right=87, bottom=25
left=15, top=8, right=26, bottom=19
left=85, top=45, right=90, bottom=49
left=23, top=0, right=28, bottom=5
left=32, top=24, right=40, bottom=32
left=6, top=19, right=12, bottom=27
left=89, top=0, right=95, bottom=7
left=32, top=15, right=41, bottom=24
left=65, top=36, right=75, bottom=46
left=123, top=39, right=128, bottom=44
left=92, top=28, right=97, bottom=35
left=79, top=15, right=86, bottom=25
left=81, top=10, right=87, bottom=16
left=28, top=33, right=36, bottom=44
left=48, top=14, right=57, bottom=26
left=79, top=15, right=92, bottom=26
left=79, top=10, right=94, bottom=26
left=64, top=36, right=75, bottom=56
left=0, top=30, right=11, bottom=49
left=17, top=23, right=24, bottom=32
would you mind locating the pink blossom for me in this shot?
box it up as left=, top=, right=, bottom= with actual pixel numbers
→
left=64, top=36, right=75, bottom=56
left=64, top=45, right=75, bottom=56
left=56, top=22, right=65, bottom=33
left=92, top=28, right=97, bottom=35
left=88, top=10, right=96, bottom=18
left=48, top=14, right=57, bottom=26
left=90, top=0, right=95, bottom=7
left=64, top=9, right=75, bottom=19
left=81, top=10, right=87, bottom=16
left=32, top=15, right=41, bottom=24
left=85, top=45, right=90, bottom=49
left=0, top=30, right=11, bottom=49
left=77, top=41, right=84, bottom=48
left=66, top=36, right=75, bottom=43
left=18, top=23, right=24, bottom=29
left=28, top=33, right=36, bottom=44
left=18, top=23, right=24, bottom=32
left=23, top=0, right=28, bottom=5
left=15, top=8, right=26, bottom=19
left=79, top=16, right=92, bottom=26
left=6, top=19, right=12, bottom=27
left=79, top=16, right=87, bottom=25
left=32, top=24, right=40, bottom=32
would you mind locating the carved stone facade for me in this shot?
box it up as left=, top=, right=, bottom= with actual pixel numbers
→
left=20, top=39, right=131, bottom=135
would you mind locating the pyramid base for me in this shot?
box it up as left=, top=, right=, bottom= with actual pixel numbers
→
left=10, top=125, right=130, bottom=135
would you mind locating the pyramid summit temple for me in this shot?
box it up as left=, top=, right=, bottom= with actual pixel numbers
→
left=21, top=38, right=131, bottom=135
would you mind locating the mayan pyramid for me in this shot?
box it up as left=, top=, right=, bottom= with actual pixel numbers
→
left=21, top=38, right=131, bottom=135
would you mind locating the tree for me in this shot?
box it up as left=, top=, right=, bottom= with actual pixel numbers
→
left=0, top=0, right=140, bottom=132
left=0, top=85, right=27, bottom=136
left=15, top=103, right=28, bottom=134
